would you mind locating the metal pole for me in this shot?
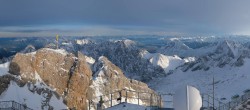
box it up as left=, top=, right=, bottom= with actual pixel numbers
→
left=213, top=76, right=215, bottom=110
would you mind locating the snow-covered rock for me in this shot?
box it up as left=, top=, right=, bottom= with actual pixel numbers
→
left=77, top=39, right=165, bottom=82
left=8, top=48, right=93, bottom=109
left=180, top=40, right=250, bottom=72
left=157, top=39, right=216, bottom=57
left=20, top=45, right=36, bottom=54
left=140, top=50, right=184, bottom=74
left=88, top=56, right=159, bottom=110
left=76, top=39, right=93, bottom=45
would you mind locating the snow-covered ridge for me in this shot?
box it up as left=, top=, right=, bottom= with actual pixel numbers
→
left=76, top=39, right=93, bottom=45
left=78, top=39, right=165, bottom=81
left=42, top=48, right=68, bottom=56
left=85, top=55, right=95, bottom=65
left=157, top=39, right=216, bottom=57
left=140, top=50, right=185, bottom=73
left=20, top=44, right=36, bottom=54
left=179, top=40, right=250, bottom=72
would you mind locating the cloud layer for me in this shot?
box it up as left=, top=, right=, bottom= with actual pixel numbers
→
left=1, top=0, right=250, bottom=37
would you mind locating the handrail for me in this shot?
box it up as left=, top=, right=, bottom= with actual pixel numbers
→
left=201, top=92, right=250, bottom=110
left=0, top=100, right=33, bottom=110
left=223, top=92, right=250, bottom=109
left=88, top=88, right=166, bottom=110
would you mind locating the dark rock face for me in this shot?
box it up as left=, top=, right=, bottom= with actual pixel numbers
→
left=9, top=48, right=92, bottom=110
left=0, top=74, right=26, bottom=95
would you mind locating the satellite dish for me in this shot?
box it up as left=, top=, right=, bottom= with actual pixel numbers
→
left=173, top=85, right=202, bottom=110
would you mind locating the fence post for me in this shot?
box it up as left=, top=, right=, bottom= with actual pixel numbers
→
left=208, top=95, right=210, bottom=108
left=110, top=93, right=113, bottom=107
left=97, top=96, right=103, bottom=110
left=202, top=94, right=204, bottom=108
left=150, top=93, right=152, bottom=106
left=89, top=100, right=91, bottom=110
left=125, top=90, right=128, bottom=103
left=12, top=101, right=14, bottom=109
left=119, top=90, right=122, bottom=104
left=218, top=102, right=220, bottom=110
left=159, top=95, right=162, bottom=108
left=138, top=92, right=140, bottom=105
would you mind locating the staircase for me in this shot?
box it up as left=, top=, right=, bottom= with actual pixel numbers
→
left=0, top=101, right=33, bottom=110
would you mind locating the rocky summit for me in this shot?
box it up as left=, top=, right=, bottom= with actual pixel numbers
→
left=9, top=48, right=92, bottom=109
left=3, top=48, right=158, bottom=110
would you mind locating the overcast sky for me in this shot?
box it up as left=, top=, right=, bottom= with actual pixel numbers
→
left=1, top=0, right=250, bottom=37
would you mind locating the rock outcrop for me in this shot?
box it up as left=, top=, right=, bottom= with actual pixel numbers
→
left=9, top=48, right=92, bottom=110
left=7, top=48, right=159, bottom=110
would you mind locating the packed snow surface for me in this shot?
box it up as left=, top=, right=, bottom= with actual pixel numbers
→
left=0, top=81, right=67, bottom=109
left=106, top=103, right=152, bottom=110
left=149, top=58, right=250, bottom=107
left=44, top=48, right=68, bottom=56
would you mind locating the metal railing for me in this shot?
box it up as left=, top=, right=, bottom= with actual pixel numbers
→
left=88, top=89, right=167, bottom=110
left=223, top=92, right=250, bottom=110
left=201, top=92, right=250, bottom=110
left=0, top=100, right=33, bottom=110
left=201, top=94, right=230, bottom=110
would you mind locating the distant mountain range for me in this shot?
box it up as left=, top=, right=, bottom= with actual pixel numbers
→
left=2, top=35, right=250, bottom=108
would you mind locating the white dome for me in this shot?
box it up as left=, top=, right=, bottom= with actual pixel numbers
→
left=173, top=85, right=202, bottom=110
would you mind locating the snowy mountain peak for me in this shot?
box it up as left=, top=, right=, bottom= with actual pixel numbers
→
left=113, top=39, right=136, bottom=48
left=165, top=39, right=191, bottom=50
left=157, top=40, right=193, bottom=57
left=215, top=40, right=241, bottom=58
left=76, top=39, right=93, bottom=45
left=21, top=44, right=36, bottom=54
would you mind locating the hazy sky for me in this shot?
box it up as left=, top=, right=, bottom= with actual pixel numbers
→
left=1, top=0, right=250, bottom=37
